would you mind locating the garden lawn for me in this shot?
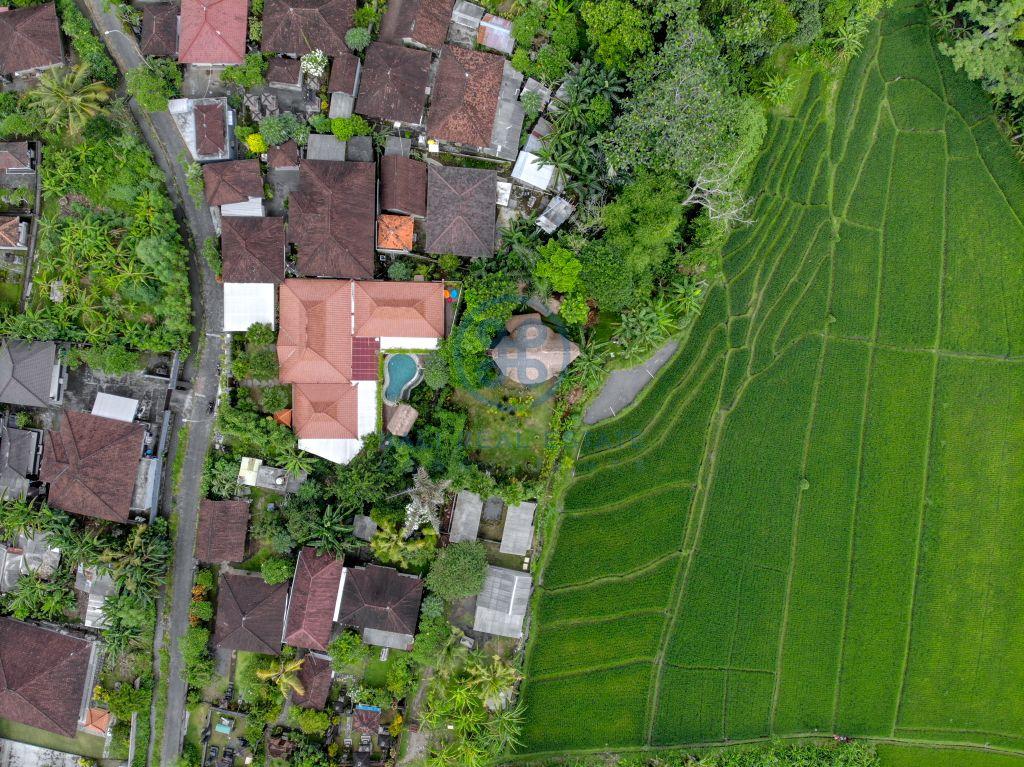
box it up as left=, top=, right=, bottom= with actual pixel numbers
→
left=520, top=0, right=1024, bottom=758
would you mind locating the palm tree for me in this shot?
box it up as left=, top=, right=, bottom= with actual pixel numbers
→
left=256, top=655, right=305, bottom=698
left=465, top=654, right=521, bottom=711
left=401, top=467, right=451, bottom=538
left=27, top=64, right=112, bottom=136
left=279, top=444, right=315, bottom=477
left=482, top=700, right=525, bottom=753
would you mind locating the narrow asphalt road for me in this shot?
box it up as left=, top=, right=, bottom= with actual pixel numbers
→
left=76, top=3, right=225, bottom=765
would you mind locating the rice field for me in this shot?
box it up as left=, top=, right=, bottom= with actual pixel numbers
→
left=519, top=0, right=1024, bottom=760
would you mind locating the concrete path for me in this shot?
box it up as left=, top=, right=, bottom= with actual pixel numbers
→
left=583, top=341, right=679, bottom=425
left=75, top=4, right=225, bottom=765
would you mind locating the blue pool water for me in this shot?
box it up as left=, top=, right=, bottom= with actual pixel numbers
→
left=384, top=353, right=421, bottom=404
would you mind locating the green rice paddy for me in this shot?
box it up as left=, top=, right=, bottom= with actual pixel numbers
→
left=520, top=1, right=1024, bottom=761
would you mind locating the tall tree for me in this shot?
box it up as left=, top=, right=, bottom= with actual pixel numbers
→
left=27, top=64, right=112, bottom=136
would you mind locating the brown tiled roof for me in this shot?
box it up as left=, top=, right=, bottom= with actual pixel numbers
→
left=195, top=499, right=250, bottom=563
left=352, top=705, right=380, bottom=733
left=214, top=572, right=288, bottom=654
left=0, top=217, right=20, bottom=248
left=355, top=43, right=430, bottom=126
left=424, top=165, right=496, bottom=258
left=0, top=618, right=93, bottom=738
left=178, top=0, right=247, bottom=64
left=379, top=155, right=426, bottom=217
left=203, top=159, right=262, bottom=206
left=351, top=337, right=379, bottom=381
left=337, top=564, right=422, bottom=637
left=267, top=56, right=302, bottom=84
left=277, top=279, right=353, bottom=383
left=195, top=103, right=227, bottom=157
left=0, top=142, right=30, bottom=172
left=221, top=217, right=285, bottom=283
left=379, top=0, right=453, bottom=50
left=0, top=3, right=62, bottom=77
left=292, top=652, right=333, bottom=709
left=140, top=4, right=179, bottom=56
left=261, top=0, right=353, bottom=55
left=328, top=52, right=359, bottom=94
left=427, top=46, right=503, bottom=148
left=268, top=139, right=299, bottom=169
left=40, top=411, right=144, bottom=523
left=292, top=382, right=359, bottom=439
left=353, top=280, right=444, bottom=339
left=285, top=547, right=344, bottom=650
left=289, top=161, right=375, bottom=278
left=377, top=214, right=414, bottom=252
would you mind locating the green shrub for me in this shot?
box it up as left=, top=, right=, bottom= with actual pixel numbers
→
left=246, top=322, right=276, bottom=346
left=289, top=707, right=331, bottom=736
left=345, top=26, right=372, bottom=51
left=512, top=6, right=544, bottom=45
left=387, top=259, right=413, bottom=280
left=234, top=348, right=279, bottom=381
left=422, top=352, right=450, bottom=391
left=202, top=238, right=221, bottom=276
left=308, top=114, right=332, bottom=133
left=80, top=343, right=141, bottom=374
left=258, top=113, right=310, bottom=146
left=126, top=58, right=182, bottom=112
left=330, top=115, right=372, bottom=141
left=260, top=384, right=291, bottom=413
left=189, top=600, right=213, bottom=622
left=260, top=556, right=295, bottom=585
left=55, top=0, right=118, bottom=84
left=221, top=53, right=268, bottom=88
left=425, top=541, right=487, bottom=600
left=328, top=629, right=370, bottom=669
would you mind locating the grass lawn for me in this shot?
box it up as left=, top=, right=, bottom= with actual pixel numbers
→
left=185, top=703, right=210, bottom=749
left=521, top=0, right=1024, bottom=757
left=0, top=280, right=20, bottom=310
left=0, top=720, right=106, bottom=759
left=454, top=382, right=554, bottom=478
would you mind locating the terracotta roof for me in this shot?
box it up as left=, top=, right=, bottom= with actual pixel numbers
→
left=0, top=618, right=93, bottom=738
left=0, top=142, right=30, bottom=172
left=424, top=165, right=496, bottom=258
left=292, top=382, right=359, bottom=439
left=178, top=0, right=247, bottom=64
left=261, top=0, right=352, bottom=54
left=285, top=547, right=344, bottom=650
left=427, top=45, right=503, bottom=147
left=214, top=572, right=288, bottom=654
left=337, top=564, right=422, bottom=637
left=351, top=337, right=379, bottom=381
left=377, top=214, right=414, bottom=252
left=290, top=161, right=375, bottom=278
left=221, top=216, right=285, bottom=283
left=273, top=408, right=292, bottom=426
left=40, top=411, right=144, bottom=523
left=83, top=708, right=112, bottom=736
left=0, top=217, right=20, bottom=248
left=292, top=653, right=333, bottom=709
left=204, top=159, right=262, bottom=206
left=328, top=52, right=359, bottom=94
left=0, top=3, right=62, bottom=76
left=0, top=339, right=55, bottom=407
left=267, top=139, right=299, bottom=169
left=195, top=103, right=227, bottom=157
left=277, top=278, right=353, bottom=383
left=353, top=280, right=444, bottom=339
left=352, top=705, right=380, bottom=733
left=195, top=499, right=250, bottom=563
left=379, top=155, right=426, bottom=217
left=140, top=4, right=179, bottom=56
left=266, top=56, right=302, bottom=84
left=355, top=43, right=431, bottom=126
left=379, top=0, right=453, bottom=49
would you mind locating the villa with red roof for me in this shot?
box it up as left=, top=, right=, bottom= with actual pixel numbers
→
left=178, top=0, right=248, bottom=65
left=277, top=278, right=444, bottom=464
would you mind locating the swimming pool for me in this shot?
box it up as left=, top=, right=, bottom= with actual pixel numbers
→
left=383, top=353, right=422, bottom=405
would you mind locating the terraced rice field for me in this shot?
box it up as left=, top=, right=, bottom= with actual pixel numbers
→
left=520, top=1, right=1024, bottom=760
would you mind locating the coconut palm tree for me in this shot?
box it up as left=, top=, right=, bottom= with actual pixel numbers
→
left=27, top=64, right=112, bottom=136
left=401, top=467, right=451, bottom=538
left=465, top=654, right=521, bottom=711
left=256, top=655, right=305, bottom=698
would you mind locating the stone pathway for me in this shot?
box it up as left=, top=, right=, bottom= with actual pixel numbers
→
left=583, top=341, right=679, bottom=425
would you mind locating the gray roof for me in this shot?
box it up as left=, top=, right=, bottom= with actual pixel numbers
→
left=0, top=532, right=60, bottom=594
left=450, top=490, right=482, bottom=543
left=361, top=626, right=414, bottom=650
left=0, top=340, right=55, bottom=407
left=499, top=500, right=535, bottom=555
left=0, top=425, right=38, bottom=500
left=346, top=136, right=374, bottom=163
left=306, top=134, right=347, bottom=161
left=482, top=496, right=503, bottom=522
left=75, top=564, right=114, bottom=628
left=352, top=514, right=378, bottom=542
left=473, top=566, right=531, bottom=638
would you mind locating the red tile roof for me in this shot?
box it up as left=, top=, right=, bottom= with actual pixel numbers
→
left=0, top=217, right=21, bottom=248
left=377, top=214, right=414, bottom=252
left=355, top=42, right=431, bottom=126
left=195, top=103, right=227, bottom=156
left=261, top=0, right=353, bottom=55
left=354, top=280, right=443, bottom=339
left=268, top=139, right=299, bottom=169
left=427, top=45, right=503, bottom=148
left=0, top=142, right=30, bottom=172
left=379, top=0, right=453, bottom=50
left=328, top=52, right=359, bottom=94
left=40, top=411, right=144, bottom=523
left=353, top=705, right=381, bottom=733
left=351, top=337, right=379, bottom=381
left=0, top=3, right=62, bottom=76
left=0, top=618, right=94, bottom=737
left=221, top=216, right=285, bottom=283
left=380, top=155, right=426, bottom=217
left=285, top=547, right=344, bottom=650
left=424, top=165, right=496, bottom=258
left=204, top=159, right=263, bottom=206
left=178, top=0, right=247, bottom=64
left=214, top=573, right=288, bottom=654
left=292, top=652, right=333, bottom=709
left=338, top=564, right=422, bottom=638
left=292, top=382, right=359, bottom=439
left=266, top=55, right=302, bottom=84
left=83, top=708, right=112, bottom=736
left=277, top=279, right=353, bottom=383
left=141, top=4, right=179, bottom=56
left=195, top=499, right=250, bottom=563
left=289, top=161, right=375, bottom=278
